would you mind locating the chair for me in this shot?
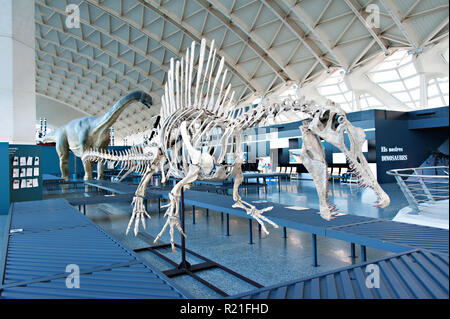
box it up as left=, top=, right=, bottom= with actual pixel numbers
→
left=285, top=167, right=291, bottom=174
left=347, top=173, right=360, bottom=183
left=289, top=167, right=297, bottom=179
left=341, top=167, right=358, bottom=184
left=290, top=167, right=297, bottom=175
left=280, top=167, right=286, bottom=173
left=328, top=166, right=341, bottom=185
left=275, top=167, right=281, bottom=173
left=327, top=166, right=333, bottom=179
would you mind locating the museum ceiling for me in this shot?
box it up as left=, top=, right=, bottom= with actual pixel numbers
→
left=35, top=0, right=449, bottom=139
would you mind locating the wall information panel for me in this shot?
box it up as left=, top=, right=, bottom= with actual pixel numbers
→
left=9, top=145, right=42, bottom=202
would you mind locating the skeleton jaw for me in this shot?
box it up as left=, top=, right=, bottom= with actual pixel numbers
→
left=339, top=124, right=391, bottom=209
left=346, top=151, right=390, bottom=208
left=308, top=105, right=390, bottom=210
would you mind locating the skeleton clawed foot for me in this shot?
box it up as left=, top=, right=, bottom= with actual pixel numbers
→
left=232, top=201, right=278, bottom=235
left=153, top=197, right=186, bottom=253
left=126, top=196, right=151, bottom=236
left=320, top=203, right=340, bottom=221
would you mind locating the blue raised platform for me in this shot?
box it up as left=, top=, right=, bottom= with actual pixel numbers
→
left=0, top=198, right=191, bottom=299
left=85, top=180, right=449, bottom=257
left=230, top=249, right=449, bottom=299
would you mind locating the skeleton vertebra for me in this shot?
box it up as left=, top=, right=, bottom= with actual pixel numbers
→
left=83, top=39, right=390, bottom=252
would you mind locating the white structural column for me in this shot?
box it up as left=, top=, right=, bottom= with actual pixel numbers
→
left=0, top=0, right=36, bottom=144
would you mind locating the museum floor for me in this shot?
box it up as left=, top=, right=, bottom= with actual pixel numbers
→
left=4, top=178, right=409, bottom=298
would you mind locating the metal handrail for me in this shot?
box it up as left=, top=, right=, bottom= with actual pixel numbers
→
left=387, top=166, right=449, bottom=213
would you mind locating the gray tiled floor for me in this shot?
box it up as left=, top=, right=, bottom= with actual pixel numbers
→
left=5, top=178, right=408, bottom=298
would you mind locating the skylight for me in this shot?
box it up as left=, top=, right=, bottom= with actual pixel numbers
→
left=367, top=50, right=421, bottom=109
left=427, top=77, right=449, bottom=107
left=316, top=69, right=354, bottom=112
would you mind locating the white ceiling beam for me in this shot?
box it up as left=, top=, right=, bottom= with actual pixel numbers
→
left=281, top=0, right=348, bottom=69
left=344, top=0, right=390, bottom=55
left=35, top=34, right=157, bottom=96
left=35, top=20, right=162, bottom=99
left=136, top=0, right=258, bottom=92
left=37, top=1, right=166, bottom=86
left=378, top=0, right=419, bottom=49
left=261, top=0, right=330, bottom=72
left=198, top=0, right=292, bottom=83
left=420, top=17, right=449, bottom=47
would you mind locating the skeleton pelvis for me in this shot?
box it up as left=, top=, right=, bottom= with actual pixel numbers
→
left=199, top=152, right=214, bottom=175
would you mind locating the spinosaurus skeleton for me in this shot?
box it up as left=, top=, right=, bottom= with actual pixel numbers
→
left=83, top=39, right=390, bottom=252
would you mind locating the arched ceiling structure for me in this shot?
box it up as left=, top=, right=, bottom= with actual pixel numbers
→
left=35, top=0, right=449, bottom=140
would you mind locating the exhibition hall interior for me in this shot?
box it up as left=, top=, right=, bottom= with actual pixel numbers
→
left=0, top=0, right=448, bottom=301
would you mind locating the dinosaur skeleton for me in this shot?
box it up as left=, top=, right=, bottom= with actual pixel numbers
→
left=83, top=39, right=390, bottom=252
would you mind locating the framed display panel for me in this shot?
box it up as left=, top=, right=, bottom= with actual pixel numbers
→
left=289, top=149, right=302, bottom=164
left=0, top=143, right=10, bottom=214
left=9, top=144, right=42, bottom=203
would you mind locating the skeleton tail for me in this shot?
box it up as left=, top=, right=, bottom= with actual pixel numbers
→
left=82, top=145, right=155, bottom=176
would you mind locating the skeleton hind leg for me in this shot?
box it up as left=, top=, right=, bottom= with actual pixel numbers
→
left=154, top=165, right=200, bottom=252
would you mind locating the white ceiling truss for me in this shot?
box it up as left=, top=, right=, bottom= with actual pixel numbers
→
left=35, top=0, right=449, bottom=139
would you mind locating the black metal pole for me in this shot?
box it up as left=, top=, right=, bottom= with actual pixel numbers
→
left=312, top=234, right=318, bottom=267
left=179, top=187, right=189, bottom=269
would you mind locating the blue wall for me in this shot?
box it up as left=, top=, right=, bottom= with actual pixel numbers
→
left=375, top=107, right=449, bottom=183
left=243, top=107, right=448, bottom=183
left=9, top=145, right=43, bottom=203
left=246, top=110, right=377, bottom=170
left=0, top=143, right=10, bottom=215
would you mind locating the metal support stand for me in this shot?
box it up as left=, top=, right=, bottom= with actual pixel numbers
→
left=158, top=198, right=161, bottom=215
left=177, top=188, right=191, bottom=272
left=283, top=227, right=287, bottom=238
left=350, top=243, right=357, bottom=258
left=312, top=234, right=318, bottom=267
left=361, top=245, right=367, bottom=262
left=192, top=205, right=196, bottom=224
left=206, top=208, right=209, bottom=217
left=248, top=220, right=253, bottom=244
left=226, top=214, right=230, bottom=236
left=135, top=188, right=263, bottom=297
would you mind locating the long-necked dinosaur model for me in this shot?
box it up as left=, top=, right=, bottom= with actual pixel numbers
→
left=39, top=91, right=152, bottom=180
left=83, top=39, right=390, bottom=252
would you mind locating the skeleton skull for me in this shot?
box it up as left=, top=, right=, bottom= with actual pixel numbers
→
left=308, top=103, right=390, bottom=209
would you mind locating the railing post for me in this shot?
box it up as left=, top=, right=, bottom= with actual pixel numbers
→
left=394, top=175, right=420, bottom=214
left=388, top=166, right=448, bottom=215
left=416, top=173, right=435, bottom=202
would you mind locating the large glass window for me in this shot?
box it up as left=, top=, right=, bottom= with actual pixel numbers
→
left=316, top=69, right=354, bottom=112
left=427, top=77, right=449, bottom=108
left=367, top=50, right=421, bottom=108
